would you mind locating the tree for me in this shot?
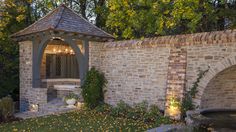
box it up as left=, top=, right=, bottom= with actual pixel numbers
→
left=106, top=0, right=236, bottom=39
left=0, top=0, right=29, bottom=100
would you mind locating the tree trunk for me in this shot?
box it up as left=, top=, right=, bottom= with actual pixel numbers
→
left=25, top=2, right=32, bottom=25
left=95, top=0, right=106, bottom=28
left=79, top=0, right=87, bottom=19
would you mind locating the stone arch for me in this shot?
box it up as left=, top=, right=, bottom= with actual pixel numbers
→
left=196, top=53, right=236, bottom=108
left=33, top=36, right=83, bottom=88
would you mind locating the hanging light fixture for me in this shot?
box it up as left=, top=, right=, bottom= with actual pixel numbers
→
left=52, top=44, right=75, bottom=55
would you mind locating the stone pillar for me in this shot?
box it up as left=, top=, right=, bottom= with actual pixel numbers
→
left=19, top=41, right=33, bottom=112
left=165, top=47, right=187, bottom=120
left=19, top=41, right=48, bottom=112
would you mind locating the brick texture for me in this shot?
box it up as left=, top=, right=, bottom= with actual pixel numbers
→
left=19, top=29, right=236, bottom=119
left=201, top=66, right=236, bottom=109
left=89, top=29, right=236, bottom=119
left=19, top=41, right=47, bottom=112
left=165, top=47, right=187, bottom=119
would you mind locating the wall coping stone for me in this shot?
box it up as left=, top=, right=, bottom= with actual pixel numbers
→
left=103, top=29, right=236, bottom=49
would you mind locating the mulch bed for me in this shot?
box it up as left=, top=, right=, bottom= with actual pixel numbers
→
left=0, top=116, right=22, bottom=124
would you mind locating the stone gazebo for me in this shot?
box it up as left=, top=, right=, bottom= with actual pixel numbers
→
left=12, top=5, right=114, bottom=112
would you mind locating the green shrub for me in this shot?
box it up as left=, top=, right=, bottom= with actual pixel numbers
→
left=64, top=93, right=78, bottom=100
left=126, top=108, right=140, bottom=120
left=143, top=105, right=161, bottom=123
left=0, top=96, right=14, bottom=120
left=110, top=100, right=131, bottom=117
left=125, top=101, right=149, bottom=120
left=94, top=103, right=112, bottom=114
left=155, top=116, right=172, bottom=126
left=93, top=100, right=172, bottom=126
left=133, top=101, right=148, bottom=117
left=81, top=67, right=107, bottom=109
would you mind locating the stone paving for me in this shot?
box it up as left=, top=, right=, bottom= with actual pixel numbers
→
left=15, top=98, right=78, bottom=119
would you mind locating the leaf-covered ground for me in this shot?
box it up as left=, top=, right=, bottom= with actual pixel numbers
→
left=0, top=110, right=155, bottom=132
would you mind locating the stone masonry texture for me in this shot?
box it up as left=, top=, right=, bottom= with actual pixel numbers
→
left=89, top=29, right=236, bottom=118
left=20, top=41, right=33, bottom=112
left=19, top=41, right=47, bottom=112
left=20, top=29, right=236, bottom=119
left=165, top=47, right=187, bottom=119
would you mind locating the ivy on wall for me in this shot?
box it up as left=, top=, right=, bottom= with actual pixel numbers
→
left=181, top=67, right=210, bottom=118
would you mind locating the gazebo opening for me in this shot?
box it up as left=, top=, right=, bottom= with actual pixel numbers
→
left=40, top=39, right=82, bottom=102
left=40, top=39, right=80, bottom=80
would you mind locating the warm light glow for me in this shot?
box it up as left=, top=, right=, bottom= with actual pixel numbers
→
left=51, top=44, right=75, bottom=54
left=76, top=102, right=84, bottom=108
left=168, top=104, right=180, bottom=117
left=166, top=95, right=181, bottom=119
left=30, top=104, right=39, bottom=112
left=70, top=49, right=75, bottom=54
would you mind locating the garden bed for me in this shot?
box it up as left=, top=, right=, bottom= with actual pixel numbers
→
left=0, top=110, right=164, bottom=131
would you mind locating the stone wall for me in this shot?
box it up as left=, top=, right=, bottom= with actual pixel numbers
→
left=185, top=44, right=236, bottom=106
left=90, top=41, right=170, bottom=109
left=89, top=29, right=236, bottom=118
left=19, top=29, right=236, bottom=118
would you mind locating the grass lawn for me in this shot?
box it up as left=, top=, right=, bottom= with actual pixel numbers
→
left=0, top=110, right=156, bottom=132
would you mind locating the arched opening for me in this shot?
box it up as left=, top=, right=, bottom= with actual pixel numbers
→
left=39, top=39, right=83, bottom=101
left=40, top=39, right=80, bottom=80
left=201, top=65, right=236, bottom=109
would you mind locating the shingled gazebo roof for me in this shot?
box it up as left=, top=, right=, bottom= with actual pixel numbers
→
left=12, top=4, right=114, bottom=41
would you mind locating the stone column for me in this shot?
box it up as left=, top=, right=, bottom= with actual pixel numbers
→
left=19, top=41, right=48, bottom=112
left=19, top=41, right=33, bottom=112
left=165, top=47, right=187, bottom=120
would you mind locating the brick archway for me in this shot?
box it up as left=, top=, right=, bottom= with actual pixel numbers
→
left=196, top=54, right=236, bottom=108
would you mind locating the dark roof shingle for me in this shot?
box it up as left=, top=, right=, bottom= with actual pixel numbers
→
left=12, top=4, right=114, bottom=39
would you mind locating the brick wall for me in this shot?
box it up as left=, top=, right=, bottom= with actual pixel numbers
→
left=89, top=41, right=171, bottom=109
left=19, top=29, right=236, bottom=118
left=165, top=47, right=187, bottom=119
left=89, top=29, right=236, bottom=119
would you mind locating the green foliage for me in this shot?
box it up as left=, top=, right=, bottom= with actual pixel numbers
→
left=94, top=103, right=113, bottom=114
left=110, top=100, right=131, bottom=117
left=143, top=105, right=161, bottom=123
left=95, top=100, right=166, bottom=125
left=81, top=67, right=107, bottom=109
left=0, top=96, right=14, bottom=120
left=0, top=0, right=27, bottom=100
left=155, top=116, right=172, bottom=126
left=169, top=96, right=181, bottom=109
left=181, top=67, right=209, bottom=117
left=64, top=93, right=78, bottom=100
left=129, top=101, right=148, bottom=119
left=106, top=0, right=236, bottom=39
